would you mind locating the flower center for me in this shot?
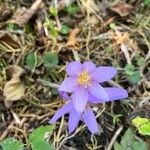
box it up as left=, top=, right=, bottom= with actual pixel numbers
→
left=77, top=70, right=91, bottom=87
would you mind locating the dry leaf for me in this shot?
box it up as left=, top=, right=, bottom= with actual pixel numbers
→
left=80, top=0, right=103, bottom=22
left=5, top=65, right=25, bottom=78
left=109, top=30, right=132, bottom=64
left=66, top=28, right=80, bottom=50
left=100, top=16, right=116, bottom=31
left=9, top=0, right=42, bottom=26
left=109, top=31, right=129, bottom=47
left=110, top=1, right=133, bottom=17
left=0, top=3, right=12, bottom=21
left=3, top=66, right=25, bottom=108
left=80, top=0, right=99, bottom=14
left=109, top=30, right=138, bottom=51
left=4, top=78, right=25, bottom=101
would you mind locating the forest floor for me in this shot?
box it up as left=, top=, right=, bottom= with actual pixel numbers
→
left=0, top=0, right=150, bottom=150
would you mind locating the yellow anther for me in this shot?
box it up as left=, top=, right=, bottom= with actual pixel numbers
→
left=77, top=70, right=91, bottom=86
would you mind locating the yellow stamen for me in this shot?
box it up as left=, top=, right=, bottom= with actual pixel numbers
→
left=77, top=70, right=91, bottom=87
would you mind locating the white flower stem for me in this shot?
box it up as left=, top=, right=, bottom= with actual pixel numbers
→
left=37, top=79, right=59, bottom=88
left=72, top=49, right=81, bottom=61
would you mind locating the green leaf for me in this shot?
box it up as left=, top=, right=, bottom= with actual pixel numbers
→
left=50, top=27, right=58, bottom=37
left=124, top=64, right=135, bottom=76
left=109, top=23, right=116, bottom=30
left=51, top=88, right=59, bottom=95
left=42, top=53, right=59, bottom=68
left=49, top=7, right=58, bottom=17
left=134, top=54, right=145, bottom=66
left=114, top=141, right=122, bottom=150
left=120, top=128, right=134, bottom=150
left=131, top=116, right=150, bottom=136
left=114, top=128, right=148, bottom=150
left=25, top=53, right=37, bottom=70
left=137, top=57, right=145, bottom=66
left=128, top=71, right=141, bottom=84
left=29, top=125, right=54, bottom=143
left=66, top=5, right=80, bottom=15
left=60, top=25, right=70, bottom=35
left=0, top=137, right=24, bottom=150
left=24, top=24, right=34, bottom=33
left=6, top=23, right=22, bottom=31
left=112, top=114, right=122, bottom=125
left=132, top=141, right=148, bottom=150
left=144, top=0, right=150, bottom=6
left=31, top=140, right=54, bottom=150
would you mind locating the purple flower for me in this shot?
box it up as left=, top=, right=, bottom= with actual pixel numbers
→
left=49, top=102, right=99, bottom=134
left=59, top=61, right=128, bottom=113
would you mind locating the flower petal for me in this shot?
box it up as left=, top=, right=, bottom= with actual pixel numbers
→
left=68, top=108, right=80, bottom=133
left=48, top=102, right=73, bottom=124
left=104, top=87, right=128, bottom=101
left=91, top=66, right=117, bottom=83
left=66, top=61, right=82, bottom=76
left=82, top=61, right=96, bottom=73
left=72, top=87, right=88, bottom=113
left=88, top=93, right=102, bottom=104
left=58, top=77, right=78, bottom=92
left=83, top=107, right=99, bottom=134
left=59, top=91, right=71, bottom=100
left=88, top=82, right=109, bottom=101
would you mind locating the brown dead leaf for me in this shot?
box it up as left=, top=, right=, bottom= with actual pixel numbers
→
left=109, top=30, right=138, bottom=51
left=100, top=16, right=116, bottom=32
left=109, top=31, right=129, bottom=47
left=65, top=28, right=81, bottom=50
left=0, top=3, right=12, bottom=21
left=109, top=30, right=132, bottom=64
left=9, top=0, right=42, bottom=26
left=110, top=1, right=133, bottom=17
left=3, top=66, right=25, bottom=108
left=0, top=32, right=20, bottom=49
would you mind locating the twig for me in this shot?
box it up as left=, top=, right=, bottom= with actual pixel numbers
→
left=106, top=125, right=123, bottom=150
left=86, top=26, right=91, bottom=59
left=80, top=0, right=103, bottom=23
left=138, top=30, right=150, bottom=61
left=37, top=79, right=59, bottom=88
left=138, top=96, right=150, bottom=107
left=53, top=0, right=61, bottom=29
left=10, top=126, right=29, bottom=146
left=72, top=49, right=81, bottom=61
left=120, top=44, right=132, bottom=64
left=0, top=121, right=14, bottom=141
left=56, top=117, right=65, bottom=141
left=107, top=80, right=122, bottom=88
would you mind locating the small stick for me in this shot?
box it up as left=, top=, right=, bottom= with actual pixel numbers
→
left=0, top=121, right=14, bottom=141
left=53, top=0, right=61, bottom=29
left=72, top=49, right=81, bottom=61
left=37, top=79, right=59, bottom=88
left=107, top=80, right=122, bottom=88
left=106, top=125, right=123, bottom=150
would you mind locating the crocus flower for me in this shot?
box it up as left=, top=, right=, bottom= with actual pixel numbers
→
left=58, top=61, right=128, bottom=113
left=49, top=61, right=128, bottom=134
left=49, top=102, right=99, bottom=134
